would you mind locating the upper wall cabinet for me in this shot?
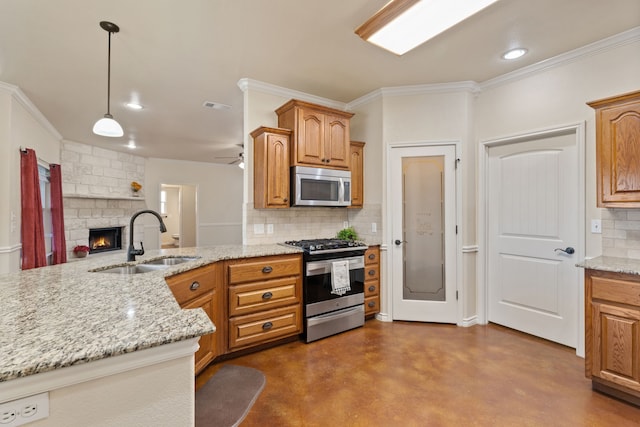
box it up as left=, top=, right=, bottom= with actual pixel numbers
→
left=276, top=99, right=354, bottom=170
left=349, top=141, right=365, bottom=209
left=252, top=127, right=291, bottom=209
left=588, top=90, right=640, bottom=208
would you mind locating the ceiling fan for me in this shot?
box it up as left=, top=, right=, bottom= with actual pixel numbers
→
left=213, top=152, right=244, bottom=168
left=212, top=144, right=245, bottom=168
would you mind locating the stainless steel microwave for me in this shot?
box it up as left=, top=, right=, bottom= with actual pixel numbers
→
left=292, top=166, right=351, bottom=207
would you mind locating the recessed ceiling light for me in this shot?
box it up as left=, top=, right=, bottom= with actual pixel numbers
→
left=502, top=48, right=528, bottom=60
left=126, top=102, right=144, bottom=110
left=202, top=101, right=232, bottom=111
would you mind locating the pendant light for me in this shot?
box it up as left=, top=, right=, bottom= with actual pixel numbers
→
left=93, top=21, right=123, bottom=137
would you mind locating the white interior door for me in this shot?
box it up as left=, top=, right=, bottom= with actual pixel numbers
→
left=487, top=132, right=579, bottom=347
left=390, top=144, right=458, bottom=323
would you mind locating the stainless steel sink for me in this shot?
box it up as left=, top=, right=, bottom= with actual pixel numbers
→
left=142, top=257, right=199, bottom=266
left=91, top=264, right=169, bottom=274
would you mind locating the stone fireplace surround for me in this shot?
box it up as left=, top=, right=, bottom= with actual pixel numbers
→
left=61, top=141, right=146, bottom=261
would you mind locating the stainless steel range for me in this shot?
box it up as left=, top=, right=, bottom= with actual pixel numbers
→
left=283, top=239, right=368, bottom=342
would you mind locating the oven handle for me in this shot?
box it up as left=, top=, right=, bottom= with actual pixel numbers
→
left=306, top=256, right=364, bottom=276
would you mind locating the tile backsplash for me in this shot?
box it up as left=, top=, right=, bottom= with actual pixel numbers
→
left=245, top=203, right=382, bottom=245
left=601, top=208, right=640, bottom=259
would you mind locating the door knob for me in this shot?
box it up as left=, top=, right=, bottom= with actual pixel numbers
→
left=394, top=239, right=407, bottom=245
left=554, top=247, right=575, bottom=255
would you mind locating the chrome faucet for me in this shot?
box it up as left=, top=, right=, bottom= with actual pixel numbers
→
left=127, top=209, right=167, bottom=261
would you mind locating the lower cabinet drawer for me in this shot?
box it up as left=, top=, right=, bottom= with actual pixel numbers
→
left=228, top=276, right=301, bottom=317
left=365, top=295, right=379, bottom=316
left=228, top=305, right=302, bottom=351
left=365, top=281, right=379, bottom=297
left=592, top=275, right=640, bottom=306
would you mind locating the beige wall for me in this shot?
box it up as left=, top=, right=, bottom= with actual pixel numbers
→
left=145, top=157, right=243, bottom=248
left=241, top=85, right=358, bottom=244
left=475, top=38, right=640, bottom=259
left=350, top=88, right=478, bottom=321
left=0, top=84, right=61, bottom=274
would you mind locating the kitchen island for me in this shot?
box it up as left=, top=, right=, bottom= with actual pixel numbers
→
left=0, top=244, right=302, bottom=426
left=578, top=256, right=640, bottom=407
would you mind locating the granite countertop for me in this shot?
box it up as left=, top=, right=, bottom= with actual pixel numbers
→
left=576, top=255, right=640, bottom=275
left=0, top=244, right=302, bottom=382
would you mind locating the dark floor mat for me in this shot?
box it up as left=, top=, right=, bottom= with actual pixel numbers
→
left=195, top=364, right=266, bottom=427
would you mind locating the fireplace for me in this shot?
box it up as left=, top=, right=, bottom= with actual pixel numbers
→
left=89, top=227, right=124, bottom=254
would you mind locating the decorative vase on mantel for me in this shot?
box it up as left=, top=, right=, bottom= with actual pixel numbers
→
left=130, top=181, right=142, bottom=197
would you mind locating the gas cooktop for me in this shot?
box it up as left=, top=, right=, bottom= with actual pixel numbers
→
left=282, top=238, right=367, bottom=254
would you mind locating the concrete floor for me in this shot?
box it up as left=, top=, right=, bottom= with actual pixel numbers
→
left=197, top=321, right=640, bottom=426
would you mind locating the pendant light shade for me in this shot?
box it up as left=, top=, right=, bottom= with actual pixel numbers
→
left=93, top=21, right=123, bottom=137
left=93, top=114, right=123, bottom=137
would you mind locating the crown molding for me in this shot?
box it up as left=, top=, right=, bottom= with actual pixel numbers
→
left=0, top=80, right=62, bottom=141
left=237, top=78, right=348, bottom=111
left=480, top=26, right=640, bottom=90
left=348, top=81, right=480, bottom=109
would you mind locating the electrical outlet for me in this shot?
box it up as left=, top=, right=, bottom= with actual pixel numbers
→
left=0, top=392, right=49, bottom=426
left=343, top=221, right=349, bottom=229
left=371, top=222, right=377, bottom=233
left=266, top=224, right=274, bottom=234
left=591, top=219, right=602, bottom=234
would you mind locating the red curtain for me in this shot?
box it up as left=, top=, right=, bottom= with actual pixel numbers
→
left=50, top=164, right=67, bottom=265
left=20, top=148, right=47, bottom=270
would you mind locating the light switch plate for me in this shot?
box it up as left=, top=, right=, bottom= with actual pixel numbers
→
left=591, top=219, right=602, bottom=234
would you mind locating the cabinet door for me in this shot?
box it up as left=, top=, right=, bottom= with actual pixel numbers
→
left=350, top=141, right=364, bottom=208
left=253, top=127, right=291, bottom=209
left=599, top=102, right=640, bottom=205
left=182, top=291, right=217, bottom=375
left=296, top=107, right=325, bottom=165
left=324, top=114, right=350, bottom=168
left=264, top=132, right=290, bottom=207
left=592, top=302, right=640, bottom=392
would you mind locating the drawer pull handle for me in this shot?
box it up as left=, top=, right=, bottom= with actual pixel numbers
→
left=189, top=281, right=200, bottom=291
left=262, top=322, right=273, bottom=330
left=368, top=269, right=376, bottom=276
left=368, top=301, right=376, bottom=308
left=262, top=291, right=273, bottom=300
left=368, top=253, right=375, bottom=260
left=368, top=285, right=376, bottom=292
left=262, top=266, right=273, bottom=273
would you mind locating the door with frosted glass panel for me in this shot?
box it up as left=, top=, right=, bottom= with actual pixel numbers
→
left=390, top=144, right=457, bottom=323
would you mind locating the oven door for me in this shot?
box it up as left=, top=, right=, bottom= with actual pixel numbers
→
left=304, top=255, right=364, bottom=316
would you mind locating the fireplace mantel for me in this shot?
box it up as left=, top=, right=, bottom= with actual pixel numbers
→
left=64, top=194, right=145, bottom=201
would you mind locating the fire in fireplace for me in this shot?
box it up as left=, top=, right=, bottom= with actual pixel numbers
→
left=89, top=227, right=123, bottom=254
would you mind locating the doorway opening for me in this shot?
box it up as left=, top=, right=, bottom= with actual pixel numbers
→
left=160, top=184, right=197, bottom=249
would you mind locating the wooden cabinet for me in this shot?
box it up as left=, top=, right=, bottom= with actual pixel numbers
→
left=364, top=246, right=381, bottom=317
left=350, top=141, right=365, bottom=208
left=276, top=99, right=354, bottom=170
left=588, top=90, right=640, bottom=207
left=166, top=263, right=221, bottom=374
left=252, top=127, right=291, bottom=209
left=585, top=269, right=640, bottom=406
left=225, top=254, right=303, bottom=352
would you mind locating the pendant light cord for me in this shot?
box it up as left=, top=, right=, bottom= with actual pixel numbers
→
left=106, top=30, right=112, bottom=116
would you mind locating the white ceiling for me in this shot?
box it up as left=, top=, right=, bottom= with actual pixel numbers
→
left=1, top=0, right=638, bottom=163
